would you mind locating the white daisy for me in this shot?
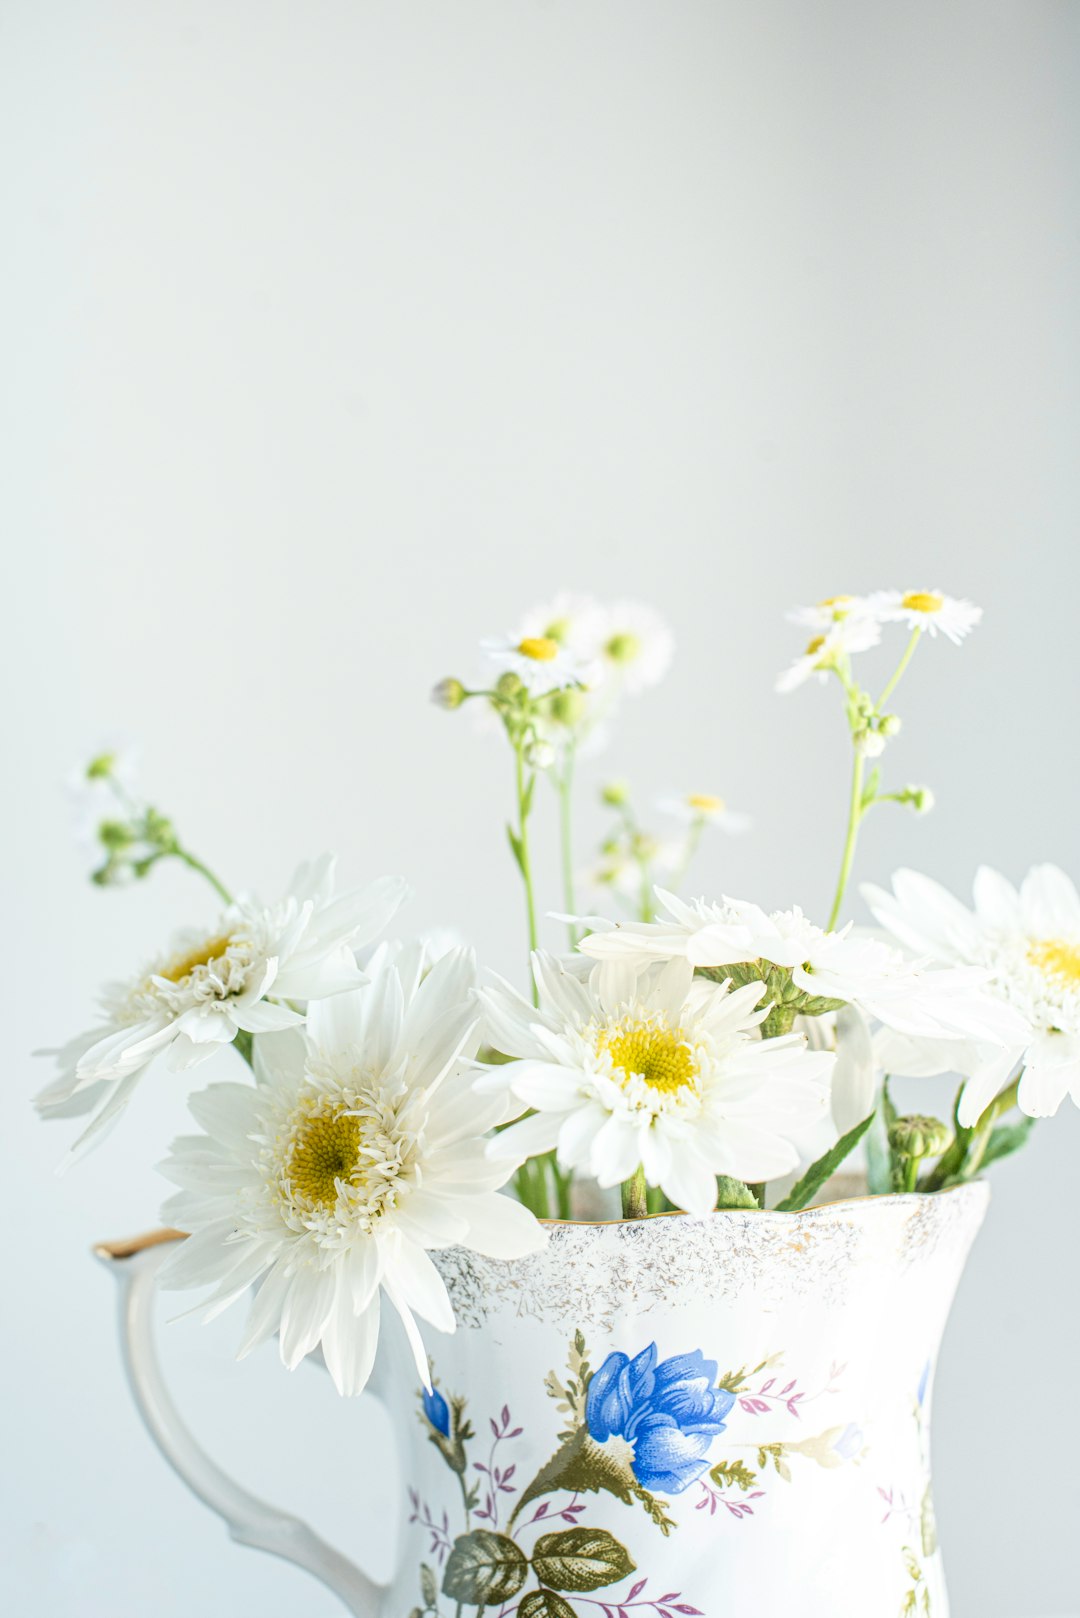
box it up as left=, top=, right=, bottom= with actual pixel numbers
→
left=865, top=590, right=982, bottom=644
left=786, top=595, right=874, bottom=631
left=656, top=793, right=752, bottom=834
left=515, top=593, right=608, bottom=659
left=577, top=889, right=1027, bottom=1047
left=158, top=944, right=546, bottom=1396
left=775, top=615, right=881, bottom=694
left=479, top=953, right=833, bottom=1213
left=591, top=600, right=675, bottom=694
left=863, top=865, right=1080, bottom=1121
left=480, top=632, right=593, bottom=696
left=36, top=856, right=409, bottom=1162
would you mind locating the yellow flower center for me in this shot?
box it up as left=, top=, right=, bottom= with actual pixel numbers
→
left=159, top=934, right=233, bottom=984
left=818, top=595, right=854, bottom=619
left=517, top=636, right=559, bottom=662
left=283, top=1104, right=365, bottom=1212
left=901, top=591, right=944, bottom=614
left=598, top=1017, right=696, bottom=1094
left=1028, top=937, right=1080, bottom=987
left=805, top=635, right=827, bottom=657
left=605, top=631, right=642, bottom=664
left=687, top=794, right=724, bottom=813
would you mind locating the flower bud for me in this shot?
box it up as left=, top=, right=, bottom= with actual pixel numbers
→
left=857, top=729, right=886, bottom=758
left=546, top=687, right=588, bottom=727
left=85, top=751, right=117, bottom=780
left=525, top=739, right=556, bottom=770
left=495, top=671, right=524, bottom=699
left=605, top=631, right=642, bottom=665
left=888, top=1115, right=951, bottom=1161
left=910, top=785, right=934, bottom=814
left=879, top=713, right=902, bottom=737
left=98, top=818, right=135, bottom=851
left=430, top=677, right=466, bottom=711
left=600, top=780, right=630, bottom=808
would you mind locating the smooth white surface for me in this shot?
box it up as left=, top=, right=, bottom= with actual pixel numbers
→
left=2, top=2, right=1078, bottom=1614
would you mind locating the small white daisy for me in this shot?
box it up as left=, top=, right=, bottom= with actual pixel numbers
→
left=515, top=593, right=608, bottom=659
left=656, top=794, right=752, bottom=834
left=479, top=953, right=833, bottom=1213
left=786, top=595, right=874, bottom=631
left=480, top=632, right=593, bottom=696
left=36, top=856, right=409, bottom=1162
left=592, top=600, right=675, bottom=694
left=864, top=864, right=1080, bottom=1121
left=775, top=615, right=881, bottom=694
left=158, top=944, right=546, bottom=1396
left=865, top=590, right=982, bottom=644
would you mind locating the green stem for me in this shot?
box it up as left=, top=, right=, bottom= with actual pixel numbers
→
left=921, top=1073, right=1022, bottom=1190
left=827, top=749, right=865, bottom=931
left=749, top=1181, right=767, bottom=1208
left=173, top=846, right=234, bottom=906
left=670, top=816, right=706, bottom=897
left=513, top=740, right=540, bottom=1005
left=621, top=1165, right=648, bottom=1219
left=558, top=750, right=578, bottom=948
left=876, top=627, right=922, bottom=710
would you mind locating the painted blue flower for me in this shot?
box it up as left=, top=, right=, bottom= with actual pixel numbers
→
left=422, top=1384, right=451, bottom=1438
left=585, top=1343, right=735, bottom=1495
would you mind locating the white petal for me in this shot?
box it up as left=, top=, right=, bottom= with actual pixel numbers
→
left=454, top=1193, right=548, bottom=1257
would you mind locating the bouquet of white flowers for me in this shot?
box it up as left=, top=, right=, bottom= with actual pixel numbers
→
left=41, top=588, right=1076, bottom=1399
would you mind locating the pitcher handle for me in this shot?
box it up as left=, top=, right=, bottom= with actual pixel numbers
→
left=95, top=1230, right=388, bottom=1617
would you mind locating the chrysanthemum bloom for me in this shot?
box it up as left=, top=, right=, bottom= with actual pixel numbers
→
left=36, top=857, right=408, bottom=1162
left=586, top=1343, right=735, bottom=1494
left=481, top=954, right=833, bottom=1212
left=158, top=944, right=546, bottom=1395
left=863, top=865, right=1080, bottom=1121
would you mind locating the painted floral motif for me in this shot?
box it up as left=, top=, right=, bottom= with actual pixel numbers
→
left=405, top=1333, right=862, bottom=1615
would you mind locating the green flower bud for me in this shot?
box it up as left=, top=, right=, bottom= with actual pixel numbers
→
left=910, top=785, right=934, bottom=814
left=495, top=671, right=524, bottom=698
left=605, top=631, right=642, bottom=665
left=888, top=1115, right=951, bottom=1161
left=85, top=751, right=117, bottom=780
left=600, top=780, right=630, bottom=808
left=879, top=713, right=903, bottom=737
left=98, top=818, right=135, bottom=851
left=545, top=687, right=588, bottom=727
left=430, top=676, right=466, bottom=711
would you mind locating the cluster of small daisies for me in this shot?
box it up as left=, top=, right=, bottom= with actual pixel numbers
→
left=38, top=586, right=1077, bottom=1401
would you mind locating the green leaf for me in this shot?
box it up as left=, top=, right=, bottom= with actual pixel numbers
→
left=442, top=1530, right=528, bottom=1604
left=519, top=1593, right=578, bottom=1618
left=522, top=771, right=537, bottom=817
left=980, top=1115, right=1035, bottom=1169
left=775, top=1112, right=875, bottom=1212
left=506, top=825, right=525, bottom=871
left=715, top=1175, right=758, bottom=1209
left=532, top=1527, right=636, bottom=1592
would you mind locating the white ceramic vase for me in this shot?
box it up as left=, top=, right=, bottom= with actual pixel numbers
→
left=100, top=1183, right=988, bottom=1617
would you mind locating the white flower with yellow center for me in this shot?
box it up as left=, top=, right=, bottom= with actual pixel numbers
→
left=516, top=593, right=608, bottom=658
left=786, top=595, right=873, bottom=631
left=591, top=601, right=674, bottom=694
left=479, top=954, right=833, bottom=1214
left=480, top=631, right=593, bottom=696
left=865, top=589, right=982, bottom=644
left=656, top=793, right=752, bottom=833
left=35, top=856, right=409, bottom=1162
left=157, top=945, right=545, bottom=1396
left=863, top=865, right=1080, bottom=1121
left=775, top=615, right=881, bottom=694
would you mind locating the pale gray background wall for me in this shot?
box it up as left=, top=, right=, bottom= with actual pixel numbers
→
left=2, top=2, right=1078, bottom=1614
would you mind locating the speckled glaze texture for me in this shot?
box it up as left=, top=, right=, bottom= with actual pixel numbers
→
left=377, top=1186, right=988, bottom=1618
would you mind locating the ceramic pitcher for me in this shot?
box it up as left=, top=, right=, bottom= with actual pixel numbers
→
left=98, top=1182, right=988, bottom=1617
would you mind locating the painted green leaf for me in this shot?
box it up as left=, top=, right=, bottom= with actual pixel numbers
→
left=532, top=1527, right=636, bottom=1592
left=775, top=1112, right=875, bottom=1212
left=442, top=1530, right=528, bottom=1604
left=511, top=1425, right=675, bottom=1536
left=420, top=1563, right=438, bottom=1606
left=710, top=1458, right=758, bottom=1492
left=519, top=1592, right=578, bottom=1618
